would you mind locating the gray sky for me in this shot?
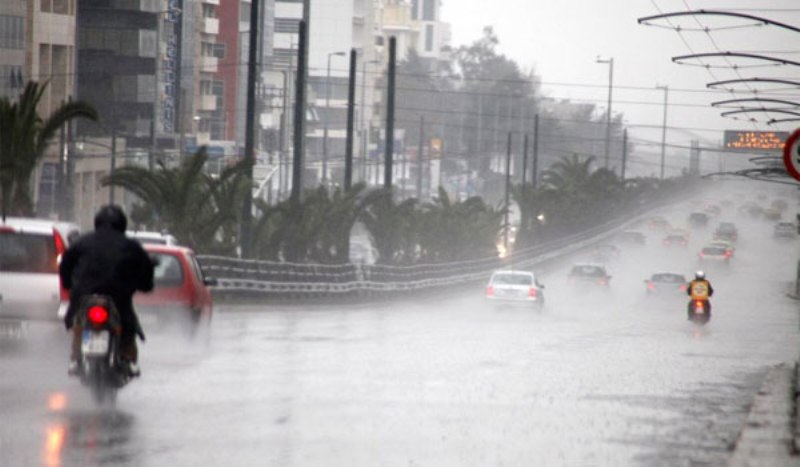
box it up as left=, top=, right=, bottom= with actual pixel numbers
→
left=441, top=0, right=800, bottom=156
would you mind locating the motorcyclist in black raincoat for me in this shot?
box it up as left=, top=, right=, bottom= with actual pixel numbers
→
left=60, top=204, right=155, bottom=377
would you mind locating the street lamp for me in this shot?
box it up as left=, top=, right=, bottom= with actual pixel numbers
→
left=596, top=56, right=614, bottom=170
left=656, top=84, right=669, bottom=180
left=323, top=51, right=347, bottom=186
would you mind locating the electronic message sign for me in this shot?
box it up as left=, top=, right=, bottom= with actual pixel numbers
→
left=723, top=130, right=789, bottom=152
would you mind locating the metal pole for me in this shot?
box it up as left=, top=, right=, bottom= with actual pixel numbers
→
left=360, top=59, right=368, bottom=183
left=504, top=132, right=512, bottom=251
left=621, top=128, right=628, bottom=181
left=240, top=0, right=260, bottom=258
left=658, top=85, right=669, bottom=179
left=384, top=36, right=396, bottom=189
left=291, top=21, right=308, bottom=203
left=110, top=127, right=117, bottom=204
left=344, top=49, right=356, bottom=190
left=417, top=115, right=425, bottom=200
left=323, top=53, right=332, bottom=187
left=604, top=58, right=614, bottom=170
left=532, top=114, right=539, bottom=190
left=150, top=11, right=161, bottom=171
left=521, top=133, right=529, bottom=188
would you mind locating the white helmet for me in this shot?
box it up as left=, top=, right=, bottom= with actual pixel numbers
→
left=695, top=270, right=705, bottom=280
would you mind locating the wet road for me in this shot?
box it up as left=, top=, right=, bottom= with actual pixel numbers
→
left=1, top=190, right=799, bottom=466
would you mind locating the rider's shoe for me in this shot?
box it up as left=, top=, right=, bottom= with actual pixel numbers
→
left=126, top=361, right=141, bottom=378
left=68, top=359, right=82, bottom=376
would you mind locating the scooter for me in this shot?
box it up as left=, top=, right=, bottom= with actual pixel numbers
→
left=687, top=299, right=711, bottom=325
left=73, top=295, right=131, bottom=405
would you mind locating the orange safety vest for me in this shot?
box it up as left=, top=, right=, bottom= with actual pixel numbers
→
left=689, top=279, right=711, bottom=300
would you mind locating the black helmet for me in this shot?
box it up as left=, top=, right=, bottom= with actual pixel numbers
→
left=94, top=204, right=128, bottom=233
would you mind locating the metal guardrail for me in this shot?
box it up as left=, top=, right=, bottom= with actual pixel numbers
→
left=198, top=191, right=695, bottom=299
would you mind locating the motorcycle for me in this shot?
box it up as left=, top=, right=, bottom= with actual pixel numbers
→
left=73, top=295, right=131, bottom=404
left=687, top=298, right=711, bottom=325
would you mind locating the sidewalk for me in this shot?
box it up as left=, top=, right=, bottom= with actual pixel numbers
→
left=728, top=363, right=799, bottom=467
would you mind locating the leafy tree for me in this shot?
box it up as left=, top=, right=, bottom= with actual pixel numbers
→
left=360, top=190, right=418, bottom=264
left=0, top=81, right=97, bottom=217
left=102, top=148, right=250, bottom=254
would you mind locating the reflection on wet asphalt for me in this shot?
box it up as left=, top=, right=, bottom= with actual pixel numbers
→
left=1, top=183, right=798, bottom=466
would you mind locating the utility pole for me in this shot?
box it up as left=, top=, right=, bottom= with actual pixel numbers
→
left=532, top=114, right=539, bottom=189
left=417, top=115, right=425, bottom=200
left=596, top=56, right=614, bottom=170
left=291, top=20, right=308, bottom=203
left=621, top=129, right=628, bottom=181
left=503, top=132, right=512, bottom=252
left=240, top=0, right=260, bottom=258
left=384, top=36, right=396, bottom=189
left=657, top=84, right=669, bottom=179
left=344, top=49, right=356, bottom=191
left=521, top=134, right=529, bottom=188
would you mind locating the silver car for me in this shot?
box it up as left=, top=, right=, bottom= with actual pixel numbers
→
left=485, top=270, right=545, bottom=308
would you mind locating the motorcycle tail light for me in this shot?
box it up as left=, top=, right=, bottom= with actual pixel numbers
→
left=88, top=306, right=109, bottom=325
left=695, top=300, right=704, bottom=309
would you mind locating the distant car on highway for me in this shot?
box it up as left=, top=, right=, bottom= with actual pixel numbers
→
left=709, top=240, right=735, bottom=257
left=763, top=207, right=782, bottom=221
left=567, top=263, right=611, bottom=288
left=713, top=222, right=738, bottom=242
left=644, top=272, right=687, bottom=296
left=688, top=212, right=709, bottom=228
left=616, top=230, right=646, bottom=245
left=662, top=233, right=688, bottom=247
left=647, top=217, right=670, bottom=231
left=592, top=244, right=621, bottom=262
left=485, top=270, right=545, bottom=308
left=774, top=222, right=796, bottom=238
left=698, top=244, right=731, bottom=265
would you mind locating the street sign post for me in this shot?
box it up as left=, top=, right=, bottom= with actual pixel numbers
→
left=782, top=128, right=800, bottom=182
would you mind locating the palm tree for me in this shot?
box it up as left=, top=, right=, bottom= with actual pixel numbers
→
left=0, top=81, right=98, bottom=218
left=360, top=189, right=418, bottom=264
left=102, top=148, right=250, bottom=254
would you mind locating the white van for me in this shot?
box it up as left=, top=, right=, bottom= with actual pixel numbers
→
left=0, top=217, right=80, bottom=331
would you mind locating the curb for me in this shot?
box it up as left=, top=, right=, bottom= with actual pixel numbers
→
left=728, top=363, right=799, bottom=467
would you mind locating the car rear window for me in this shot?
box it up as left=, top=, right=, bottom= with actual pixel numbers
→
left=0, top=231, right=58, bottom=273
left=652, top=274, right=684, bottom=283
left=571, top=265, right=605, bottom=277
left=152, top=253, right=184, bottom=287
left=702, top=247, right=726, bottom=255
left=492, top=273, right=533, bottom=286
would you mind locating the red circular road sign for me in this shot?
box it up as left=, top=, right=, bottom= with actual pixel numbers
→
left=784, top=128, right=800, bottom=181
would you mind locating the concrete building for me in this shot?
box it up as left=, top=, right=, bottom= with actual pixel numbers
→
left=0, top=0, right=27, bottom=100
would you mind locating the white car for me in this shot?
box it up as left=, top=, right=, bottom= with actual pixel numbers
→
left=485, top=270, right=545, bottom=308
left=0, top=217, right=80, bottom=335
left=127, top=230, right=179, bottom=246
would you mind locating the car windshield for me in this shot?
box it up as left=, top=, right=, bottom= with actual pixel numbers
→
left=571, top=265, right=605, bottom=277
left=492, top=273, right=533, bottom=286
left=152, top=253, right=184, bottom=287
left=0, top=231, right=57, bottom=273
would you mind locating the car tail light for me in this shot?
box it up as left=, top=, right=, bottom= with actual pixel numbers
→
left=679, top=284, right=687, bottom=291
left=598, top=278, right=606, bottom=286
left=486, top=285, right=494, bottom=297
left=647, top=282, right=655, bottom=291
left=53, top=229, right=70, bottom=302
left=724, top=251, right=732, bottom=258
left=662, top=239, right=669, bottom=245
left=0, top=226, right=14, bottom=233
left=88, top=305, right=109, bottom=325
left=528, top=287, right=537, bottom=298
left=699, top=252, right=704, bottom=258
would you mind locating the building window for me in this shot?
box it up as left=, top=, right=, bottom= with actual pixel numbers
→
left=213, top=43, right=226, bottom=59
left=422, top=0, right=435, bottom=21
left=202, top=4, right=216, bottom=18
left=274, top=18, right=299, bottom=34
left=0, top=16, right=24, bottom=50
left=240, top=3, right=251, bottom=22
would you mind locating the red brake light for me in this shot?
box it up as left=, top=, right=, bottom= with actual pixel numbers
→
left=679, top=284, right=687, bottom=291
left=486, top=285, right=495, bottom=296
left=88, top=306, right=109, bottom=325
left=528, top=287, right=537, bottom=298
left=598, top=279, right=606, bottom=286
left=647, top=282, right=655, bottom=290
left=53, top=228, right=69, bottom=302
left=695, top=300, right=704, bottom=308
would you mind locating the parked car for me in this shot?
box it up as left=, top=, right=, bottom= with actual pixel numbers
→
left=567, top=263, right=611, bottom=288
left=0, top=218, right=80, bottom=336
left=485, top=270, right=545, bottom=308
left=644, top=273, right=687, bottom=296
left=134, top=244, right=216, bottom=329
left=774, top=222, right=796, bottom=238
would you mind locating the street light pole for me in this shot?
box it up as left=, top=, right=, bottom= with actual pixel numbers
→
left=323, top=51, right=346, bottom=187
left=596, top=56, right=614, bottom=170
left=360, top=59, right=379, bottom=183
left=656, top=84, right=669, bottom=179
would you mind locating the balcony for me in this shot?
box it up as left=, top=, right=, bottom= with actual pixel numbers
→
left=201, top=17, right=219, bottom=35
left=200, top=94, right=217, bottom=111
left=199, top=55, right=218, bottom=73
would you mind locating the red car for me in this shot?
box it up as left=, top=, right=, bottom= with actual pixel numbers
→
left=134, top=244, right=216, bottom=328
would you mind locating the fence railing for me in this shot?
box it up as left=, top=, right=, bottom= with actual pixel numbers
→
left=198, top=191, right=694, bottom=299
